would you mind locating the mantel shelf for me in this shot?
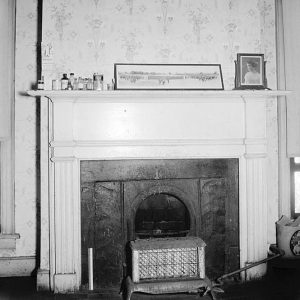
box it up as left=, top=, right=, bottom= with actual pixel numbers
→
left=27, top=89, right=290, bottom=103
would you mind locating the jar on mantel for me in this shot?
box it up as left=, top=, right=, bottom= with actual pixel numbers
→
left=93, top=73, right=104, bottom=91
left=37, top=76, right=44, bottom=90
left=61, top=73, right=69, bottom=90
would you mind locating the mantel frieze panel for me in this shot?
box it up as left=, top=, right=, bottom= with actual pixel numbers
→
left=72, top=101, right=245, bottom=141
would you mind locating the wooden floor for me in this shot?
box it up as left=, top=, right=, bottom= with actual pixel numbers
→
left=1, top=260, right=300, bottom=300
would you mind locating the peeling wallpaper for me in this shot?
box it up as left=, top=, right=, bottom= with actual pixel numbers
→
left=4, top=0, right=277, bottom=261
left=42, top=0, right=277, bottom=90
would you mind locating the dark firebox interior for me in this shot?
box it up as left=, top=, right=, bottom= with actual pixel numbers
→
left=135, top=193, right=190, bottom=238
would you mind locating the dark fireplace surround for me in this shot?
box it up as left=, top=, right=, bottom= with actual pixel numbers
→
left=80, top=158, right=239, bottom=292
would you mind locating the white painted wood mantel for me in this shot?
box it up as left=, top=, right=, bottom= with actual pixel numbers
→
left=27, top=89, right=289, bottom=293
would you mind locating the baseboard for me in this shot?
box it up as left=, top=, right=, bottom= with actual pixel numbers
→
left=0, top=256, right=36, bottom=277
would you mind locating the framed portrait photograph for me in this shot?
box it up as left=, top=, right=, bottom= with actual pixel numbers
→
left=114, top=63, right=224, bottom=90
left=234, top=53, right=266, bottom=90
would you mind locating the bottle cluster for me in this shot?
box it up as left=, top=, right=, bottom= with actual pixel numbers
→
left=37, top=73, right=115, bottom=91
left=56, top=73, right=107, bottom=91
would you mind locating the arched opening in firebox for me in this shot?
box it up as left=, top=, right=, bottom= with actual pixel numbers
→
left=135, top=193, right=190, bottom=238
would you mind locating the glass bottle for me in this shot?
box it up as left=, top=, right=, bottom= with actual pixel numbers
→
left=67, top=79, right=73, bottom=90
left=93, top=73, right=103, bottom=91
left=73, top=78, right=78, bottom=90
left=52, top=79, right=60, bottom=90
left=78, top=77, right=84, bottom=90
left=37, top=76, right=44, bottom=90
left=83, top=78, right=88, bottom=90
left=61, top=73, right=69, bottom=90
left=87, top=78, right=93, bottom=90
left=69, top=73, right=75, bottom=89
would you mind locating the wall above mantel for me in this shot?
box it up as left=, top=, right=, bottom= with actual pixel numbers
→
left=41, top=0, right=277, bottom=90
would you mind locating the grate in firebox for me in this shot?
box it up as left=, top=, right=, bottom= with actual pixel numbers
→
left=138, top=247, right=200, bottom=280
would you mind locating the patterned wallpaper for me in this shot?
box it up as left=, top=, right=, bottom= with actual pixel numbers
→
left=0, top=0, right=39, bottom=258
left=1, top=0, right=277, bottom=262
left=42, top=0, right=277, bottom=90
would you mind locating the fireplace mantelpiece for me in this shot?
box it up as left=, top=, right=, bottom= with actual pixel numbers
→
left=27, top=89, right=289, bottom=293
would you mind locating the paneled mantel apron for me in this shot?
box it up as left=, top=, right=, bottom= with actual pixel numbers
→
left=27, top=89, right=289, bottom=293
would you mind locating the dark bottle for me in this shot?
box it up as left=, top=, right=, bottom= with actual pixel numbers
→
left=61, top=73, right=69, bottom=90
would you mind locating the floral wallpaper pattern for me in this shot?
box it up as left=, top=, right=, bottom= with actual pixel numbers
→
left=0, top=0, right=39, bottom=259
left=42, top=0, right=277, bottom=90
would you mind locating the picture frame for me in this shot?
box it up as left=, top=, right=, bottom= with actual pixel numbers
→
left=114, top=63, right=224, bottom=90
left=234, top=53, right=267, bottom=90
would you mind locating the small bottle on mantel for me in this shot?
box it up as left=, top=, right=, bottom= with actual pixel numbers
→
left=67, top=79, right=73, bottom=90
left=37, top=76, right=44, bottom=90
left=93, top=73, right=103, bottom=91
left=69, top=72, right=75, bottom=89
left=78, top=77, right=84, bottom=90
left=87, top=78, right=93, bottom=90
left=61, top=73, right=69, bottom=90
left=73, top=78, right=78, bottom=90
left=52, top=79, right=60, bottom=90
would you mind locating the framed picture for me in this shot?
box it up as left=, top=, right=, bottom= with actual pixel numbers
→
left=234, top=53, right=266, bottom=90
left=114, top=63, right=224, bottom=90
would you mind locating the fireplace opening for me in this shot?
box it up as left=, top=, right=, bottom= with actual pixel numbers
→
left=135, top=193, right=190, bottom=239
left=80, top=158, right=239, bottom=290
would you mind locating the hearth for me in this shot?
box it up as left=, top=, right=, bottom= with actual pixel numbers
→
left=80, top=158, right=239, bottom=292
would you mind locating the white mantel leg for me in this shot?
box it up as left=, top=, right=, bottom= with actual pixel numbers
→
left=37, top=99, right=51, bottom=290
left=50, top=158, right=81, bottom=293
left=244, top=154, right=268, bottom=279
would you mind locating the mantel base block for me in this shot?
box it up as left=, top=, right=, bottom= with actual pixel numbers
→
left=53, top=273, right=79, bottom=293
left=36, top=269, right=50, bottom=291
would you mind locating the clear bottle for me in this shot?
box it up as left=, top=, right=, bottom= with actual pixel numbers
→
left=67, top=79, right=73, bottom=90
left=73, top=78, right=78, bottom=90
left=69, top=73, right=75, bottom=89
left=52, top=79, right=60, bottom=90
left=78, top=77, right=84, bottom=90
left=61, top=73, right=69, bottom=90
left=83, top=78, right=88, bottom=90
left=107, top=79, right=115, bottom=90
left=87, top=78, right=93, bottom=90
left=93, top=73, right=103, bottom=91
